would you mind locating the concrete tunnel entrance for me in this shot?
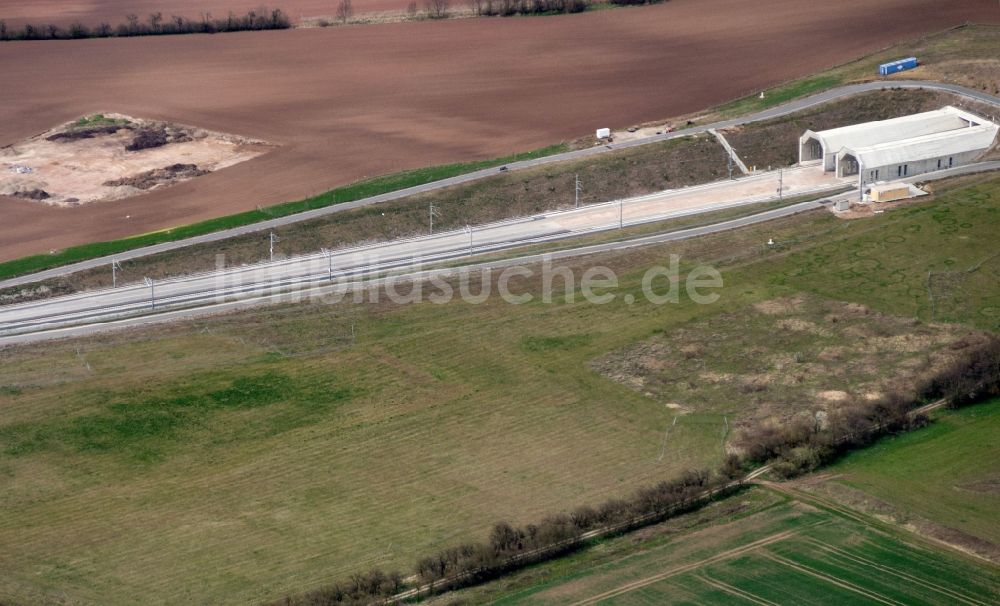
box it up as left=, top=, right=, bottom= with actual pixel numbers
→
left=837, top=153, right=860, bottom=178
left=800, top=137, right=823, bottom=163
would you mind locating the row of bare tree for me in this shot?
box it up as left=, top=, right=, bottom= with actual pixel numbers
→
left=468, top=0, right=588, bottom=16
left=737, top=333, right=1000, bottom=478
left=0, top=8, right=290, bottom=41
left=273, top=333, right=1000, bottom=605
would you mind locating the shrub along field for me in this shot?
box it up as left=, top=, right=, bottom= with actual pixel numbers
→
left=1, top=173, right=1000, bottom=604
left=819, top=397, right=1000, bottom=548
left=423, top=485, right=1000, bottom=605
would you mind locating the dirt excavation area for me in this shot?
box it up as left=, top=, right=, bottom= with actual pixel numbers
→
left=1, top=114, right=268, bottom=207
left=0, top=0, right=998, bottom=260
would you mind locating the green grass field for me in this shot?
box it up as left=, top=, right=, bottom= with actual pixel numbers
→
left=426, top=486, right=1000, bottom=605
left=824, top=398, right=1000, bottom=545
left=2, top=174, right=1000, bottom=604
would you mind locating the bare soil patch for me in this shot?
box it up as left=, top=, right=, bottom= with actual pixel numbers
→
left=1, top=114, right=268, bottom=207
left=958, top=473, right=1000, bottom=495
left=591, top=295, right=974, bottom=428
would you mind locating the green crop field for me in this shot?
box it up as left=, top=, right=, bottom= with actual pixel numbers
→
left=427, top=486, right=1000, bottom=605
left=2, top=174, right=1000, bottom=604
left=824, top=397, right=1000, bottom=545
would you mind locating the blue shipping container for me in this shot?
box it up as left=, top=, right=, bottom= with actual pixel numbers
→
left=879, top=57, right=918, bottom=76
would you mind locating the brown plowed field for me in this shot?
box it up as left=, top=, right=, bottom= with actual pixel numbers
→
left=1, top=0, right=997, bottom=261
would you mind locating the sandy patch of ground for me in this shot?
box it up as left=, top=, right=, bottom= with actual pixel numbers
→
left=0, top=114, right=269, bottom=207
left=753, top=294, right=809, bottom=316
left=591, top=295, right=972, bottom=427
left=818, top=390, right=849, bottom=402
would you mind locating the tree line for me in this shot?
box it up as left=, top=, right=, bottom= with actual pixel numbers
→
left=274, top=467, right=733, bottom=606
left=273, top=332, right=1000, bottom=605
left=468, top=0, right=589, bottom=16
left=466, top=0, right=666, bottom=17
left=0, top=8, right=290, bottom=41
left=736, top=332, right=1000, bottom=478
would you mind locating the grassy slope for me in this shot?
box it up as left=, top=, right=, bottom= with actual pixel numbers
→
left=2, top=175, right=1000, bottom=604
left=826, top=398, right=1000, bottom=545
left=724, top=88, right=956, bottom=170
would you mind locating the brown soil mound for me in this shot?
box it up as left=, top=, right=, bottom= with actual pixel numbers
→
left=104, top=164, right=209, bottom=190
left=125, top=126, right=193, bottom=152
left=46, top=124, right=133, bottom=142
left=9, top=189, right=51, bottom=200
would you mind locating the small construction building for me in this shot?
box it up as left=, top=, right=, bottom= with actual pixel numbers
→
left=869, top=182, right=911, bottom=203
left=799, top=106, right=999, bottom=191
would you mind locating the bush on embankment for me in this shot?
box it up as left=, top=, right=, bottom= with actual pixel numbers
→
left=275, top=468, right=735, bottom=605
left=736, top=333, right=1000, bottom=478
left=275, top=333, right=1000, bottom=604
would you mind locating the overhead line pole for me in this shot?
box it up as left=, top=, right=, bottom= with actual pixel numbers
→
left=144, top=277, right=155, bottom=310
left=322, top=248, right=334, bottom=281
left=269, top=231, right=279, bottom=262
left=112, top=259, right=122, bottom=288
left=429, top=203, right=441, bottom=234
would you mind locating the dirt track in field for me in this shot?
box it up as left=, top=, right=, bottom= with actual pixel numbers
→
left=1, top=0, right=997, bottom=261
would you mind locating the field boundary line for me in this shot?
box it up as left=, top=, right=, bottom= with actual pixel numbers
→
left=565, top=529, right=798, bottom=606
left=762, top=551, right=906, bottom=606
left=804, top=538, right=990, bottom=606
left=756, top=480, right=1000, bottom=568
left=697, top=573, right=779, bottom=606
